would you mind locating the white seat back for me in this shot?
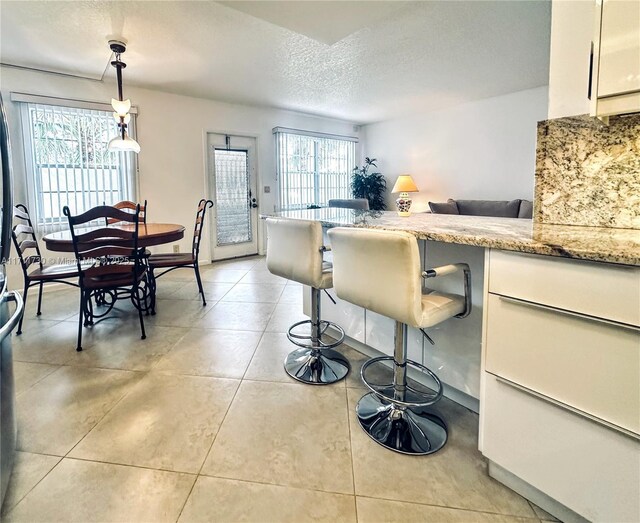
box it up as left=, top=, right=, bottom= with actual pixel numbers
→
left=266, top=218, right=325, bottom=288
left=328, top=227, right=423, bottom=326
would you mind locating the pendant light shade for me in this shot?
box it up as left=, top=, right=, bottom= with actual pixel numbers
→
left=111, top=98, right=131, bottom=116
left=108, top=132, right=140, bottom=153
left=107, top=40, right=139, bottom=154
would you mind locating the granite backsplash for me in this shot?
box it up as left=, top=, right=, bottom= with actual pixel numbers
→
left=534, top=114, right=640, bottom=229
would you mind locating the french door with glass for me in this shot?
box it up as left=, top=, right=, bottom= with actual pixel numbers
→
left=207, top=133, right=258, bottom=260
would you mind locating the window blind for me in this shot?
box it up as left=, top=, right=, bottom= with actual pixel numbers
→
left=274, top=129, right=357, bottom=210
left=20, top=102, right=137, bottom=232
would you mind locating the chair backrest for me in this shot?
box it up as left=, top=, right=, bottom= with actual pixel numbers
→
left=266, top=218, right=325, bottom=287
left=327, top=227, right=423, bottom=326
left=105, top=200, right=147, bottom=224
left=11, top=204, right=43, bottom=275
left=63, top=205, right=141, bottom=284
left=191, top=199, right=214, bottom=260
left=328, top=198, right=370, bottom=210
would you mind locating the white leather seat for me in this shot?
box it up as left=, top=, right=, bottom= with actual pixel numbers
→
left=265, top=218, right=349, bottom=385
left=327, top=226, right=471, bottom=456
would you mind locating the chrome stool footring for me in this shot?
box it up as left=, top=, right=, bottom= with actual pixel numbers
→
left=357, top=321, right=448, bottom=455
left=283, top=287, right=349, bottom=385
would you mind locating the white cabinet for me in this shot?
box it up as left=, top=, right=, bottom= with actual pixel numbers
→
left=591, top=0, right=640, bottom=117
left=481, top=249, right=640, bottom=522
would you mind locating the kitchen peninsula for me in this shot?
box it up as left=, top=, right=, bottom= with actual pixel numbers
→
left=264, top=207, right=640, bottom=523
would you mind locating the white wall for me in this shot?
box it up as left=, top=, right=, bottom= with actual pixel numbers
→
left=0, top=65, right=358, bottom=287
left=361, top=86, right=548, bottom=212
left=547, top=0, right=595, bottom=119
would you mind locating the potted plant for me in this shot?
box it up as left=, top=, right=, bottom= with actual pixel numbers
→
left=351, top=157, right=387, bottom=211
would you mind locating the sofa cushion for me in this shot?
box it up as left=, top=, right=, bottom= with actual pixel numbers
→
left=456, top=199, right=521, bottom=218
left=428, top=199, right=459, bottom=215
left=518, top=199, right=533, bottom=219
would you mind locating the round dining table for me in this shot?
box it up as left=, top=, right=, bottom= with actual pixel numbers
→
left=43, top=223, right=186, bottom=253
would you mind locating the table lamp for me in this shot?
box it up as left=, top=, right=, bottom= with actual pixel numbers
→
left=391, top=175, right=419, bottom=216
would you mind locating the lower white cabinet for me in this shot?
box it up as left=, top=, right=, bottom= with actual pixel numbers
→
left=482, top=249, right=640, bottom=522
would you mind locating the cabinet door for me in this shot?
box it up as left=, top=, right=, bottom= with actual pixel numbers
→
left=598, top=0, right=640, bottom=97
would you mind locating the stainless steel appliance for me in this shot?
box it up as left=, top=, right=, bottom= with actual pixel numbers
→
left=0, top=93, right=25, bottom=507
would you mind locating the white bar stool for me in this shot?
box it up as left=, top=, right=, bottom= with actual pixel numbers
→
left=266, top=218, right=350, bottom=385
left=328, top=227, right=471, bottom=455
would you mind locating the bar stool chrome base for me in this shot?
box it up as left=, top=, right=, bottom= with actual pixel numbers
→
left=356, top=392, right=447, bottom=455
left=284, top=346, right=350, bottom=385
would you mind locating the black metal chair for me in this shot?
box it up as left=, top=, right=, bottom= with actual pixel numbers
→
left=63, top=204, right=151, bottom=352
left=148, top=199, right=213, bottom=311
left=11, top=204, right=83, bottom=334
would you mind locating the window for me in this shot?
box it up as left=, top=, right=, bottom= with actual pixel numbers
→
left=19, top=100, right=137, bottom=231
left=274, top=128, right=357, bottom=210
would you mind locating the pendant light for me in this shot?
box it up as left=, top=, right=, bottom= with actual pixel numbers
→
left=107, top=40, right=140, bottom=154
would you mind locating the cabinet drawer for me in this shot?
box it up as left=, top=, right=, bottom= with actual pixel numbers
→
left=485, top=293, right=640, bottom=435
left=489, top=250, right=640, bottom=326
left=482, top=374, right=640, bottom=523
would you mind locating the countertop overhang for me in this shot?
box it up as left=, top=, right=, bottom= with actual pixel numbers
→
left=262, top=209, right=640, bottom=266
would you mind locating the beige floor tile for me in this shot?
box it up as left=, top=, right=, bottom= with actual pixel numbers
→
left=70, top=373, right=239, bottom=473
left=346, top=388, right=536, bottom=517
left=1, top=452, right=61, bottom=515
left=151, top=279, right=190, bottom=299
left=13, top=317, right=60, bottom=338
left=221, top=283, right=285, bottom=303
left=356, top=497, right=537, bottom=523
left=147, top=298, right=216, bottom=328
left=179, top=476, right=357, bottom=523
left=201, top=301, right=276, bottom=331
left=22, top=287, right=80, bottom=322
left=12, top=320, right=81, bottom=364
left=64, top=323, right=188, bottom=371
left=154, top=328, right=262, bottom=379
left=208, top=257, right=261, bottom=271
left=16, top=366, right=142, bottom=456
left=278, top=284, right=304, bottom=304
left=13, top=362, right=59, bottom=396
left=3, top=458, right=195, bottom=523
left=238, top=269, right=288, bottom=285
left=170, top=281, right=234, bottom=302
left=158, top=266, right=202, bottom=281
left=202, top=380, right=353, bottom=494
left=201, top=269, right=249, bottom=284
left=243, top=332, right=298, bottom=384
left=265, top=302, right=309, bottom=333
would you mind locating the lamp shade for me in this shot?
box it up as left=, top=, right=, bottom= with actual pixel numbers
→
left=111, top=98, right=131, bottom=116
left=391, top=175, right=419, bottom=193
left=108, top=132, right=140, bottom=154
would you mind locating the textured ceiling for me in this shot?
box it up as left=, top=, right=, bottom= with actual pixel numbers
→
left=0, top=0, right=551, bottom=123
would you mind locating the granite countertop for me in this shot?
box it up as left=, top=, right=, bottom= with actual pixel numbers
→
left=263, top=209, right=640, bottom=266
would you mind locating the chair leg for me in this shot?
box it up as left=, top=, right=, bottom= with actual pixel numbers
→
left=194, top=263, right=206, bottom=306
left=36, top=281, right=44, bottom=316
left=137, top=288, right=147, bottom=340
left=76, top=290, right=85, bottom=352
left=16, top=282, right=29, bottom=335
left=149, top=269, right=157, bottom=315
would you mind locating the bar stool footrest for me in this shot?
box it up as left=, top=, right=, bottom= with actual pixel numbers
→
left=286, top=319, right=345, bottom=350
left=361, top=356, right=444, bottom=408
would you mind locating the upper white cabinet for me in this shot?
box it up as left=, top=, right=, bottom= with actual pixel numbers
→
left=590, top=0, right=640, bottom=117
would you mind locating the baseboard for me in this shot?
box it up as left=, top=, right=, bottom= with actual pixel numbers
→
left=488, top=461, right=588, bottom=523
left=329, top=327, right=480, bottom=414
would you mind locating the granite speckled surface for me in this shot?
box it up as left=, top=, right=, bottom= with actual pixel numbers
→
left=265, top=209, right=640, bottom=266
left=534, top=114, right=640, bottom=229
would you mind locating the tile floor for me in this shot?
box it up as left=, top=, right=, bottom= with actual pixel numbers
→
left=2, top=256, right=559, bottom=522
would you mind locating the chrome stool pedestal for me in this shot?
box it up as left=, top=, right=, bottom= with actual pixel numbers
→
left=357, top=322, right=446, bottom=455
left=285, top=287, right=349, bottom=385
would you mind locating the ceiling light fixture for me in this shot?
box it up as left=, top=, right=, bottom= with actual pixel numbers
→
left=107, top=40, right=140, bottom=154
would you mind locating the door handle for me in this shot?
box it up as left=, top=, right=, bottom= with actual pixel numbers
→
left=249, top=198, right=258, bottom=209
left=0, top=291, right=24, bottom=343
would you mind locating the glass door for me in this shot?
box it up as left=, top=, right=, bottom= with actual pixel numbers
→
left=208, top=133, right=258, bottom=260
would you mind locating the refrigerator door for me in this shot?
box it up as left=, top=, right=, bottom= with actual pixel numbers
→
left=0, top=284, right=23, bottom=506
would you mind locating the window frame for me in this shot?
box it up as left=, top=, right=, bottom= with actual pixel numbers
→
left=17, top=95, right=139, bottom=232
left=273, top=127, right=358, bottom=211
